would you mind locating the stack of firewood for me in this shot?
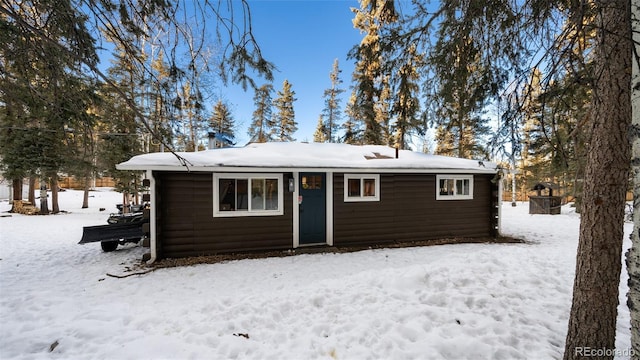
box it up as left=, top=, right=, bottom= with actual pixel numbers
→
left=12, top=200, right=39, bottom=215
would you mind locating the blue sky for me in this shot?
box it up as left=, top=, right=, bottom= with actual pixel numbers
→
left=220, top=0, right=363, bottom=145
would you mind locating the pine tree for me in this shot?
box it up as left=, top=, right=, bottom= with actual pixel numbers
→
left=391, top=44, right=424, bottom=149
left=3, top=0, right=274, bottom=160
left=562, top=2, right=631, bottom=356
left=376, top=75, right=392, bottom=145
left=273, top=80, right=298, bottom=142
left=313, top=115, right=327, bottom=143
left=523, top=73, right=590, bottom=206
left=248, top=84, right=274, bottom=143
left=175, top=81, right=206, bottom=152
left=377, top=0, right=634, bottom=350
left=385, top=1, right=519, bottom=159
left=629, top=1, right=640, bottom=354
left=429, top=30, right=493, bottom=159
left=434, top=125, right=456, bottom=156
left=147, top=52, right=177, bottom=152
left=342, top=92, right=364, bottom=144
left=320, top=59, right=345, bottom=143
left=0, top=0, right=98, bottom=214
left=95, top=48, right=144, bottom=202
left=209, top=100, right=236, bottom=147
left=517, top=68, right=544, bottom=201
left=350, top=0, right=397, bottom=145
left=59, top=78, right=101, bottom=209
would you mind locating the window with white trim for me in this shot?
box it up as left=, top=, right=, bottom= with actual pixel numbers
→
left=436, top=175, right=474, bottom=200
left=213, top=174, right=283, bottom=217
left=344, top=174, right=380, bottom=202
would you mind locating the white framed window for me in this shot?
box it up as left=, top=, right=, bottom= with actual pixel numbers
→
left=344, top=174, right=380, bottom=202
left=436, top=175, right=474, bottom=200
left=213, top=173, right=283, bottom=217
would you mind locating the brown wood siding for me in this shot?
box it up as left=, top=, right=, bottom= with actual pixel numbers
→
left=155, top=172, right=293, bottom=258
left=333, top=174, right=397, bottom=245
left=333, top=173, right=496, bottom=246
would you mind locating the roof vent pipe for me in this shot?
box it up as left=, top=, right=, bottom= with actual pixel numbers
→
left=395, top=146, right=399, bottom=159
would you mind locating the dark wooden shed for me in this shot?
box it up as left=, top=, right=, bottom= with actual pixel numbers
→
left=117, top=142, right=502, bottom=262
left=529, top=182, right=562, bottom=215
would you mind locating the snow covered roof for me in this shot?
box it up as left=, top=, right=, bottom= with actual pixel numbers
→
left=116, top=142, right=498, bottom=174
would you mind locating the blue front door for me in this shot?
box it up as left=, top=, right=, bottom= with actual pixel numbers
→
left=299, top=173, right=326, bottom=245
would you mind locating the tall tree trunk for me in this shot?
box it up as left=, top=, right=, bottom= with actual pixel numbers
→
left=511, top=154, right=517, bottom=207
left=28, top=176, right=36, bottom=205
left=563, top=1, right=632, bottom=359
left=82, top=184, right=90, bottom=209
left=39, top=179, right=49, bottom=215
left=122, top=192, right=129, bottom=214
left=51, top=177, right=59, bottom=214
left=10, top=178, right=22, bottom=213
left=82, top=172, right=90, bottom=209
left=11, top=178, right=22, bottom=202
left=134, top=177, right=139, bottom=205
left=627, top=0, right=640, bottom=355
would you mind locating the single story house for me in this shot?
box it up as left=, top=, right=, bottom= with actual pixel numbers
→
left=117, top=142, right=502, bottom=263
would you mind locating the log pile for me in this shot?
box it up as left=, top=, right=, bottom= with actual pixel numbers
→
left=12, top=200, right=39, bottom=215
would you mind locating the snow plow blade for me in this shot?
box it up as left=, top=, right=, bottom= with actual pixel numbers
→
left=79, top=221, right=145, bottom=244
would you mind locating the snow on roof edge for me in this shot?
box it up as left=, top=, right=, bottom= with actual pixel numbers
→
left=116, top=142, right=499, bottom=174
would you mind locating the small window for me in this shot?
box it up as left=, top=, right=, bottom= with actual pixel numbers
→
left=344, top=174, right=380, bottom=202
left=436, top=175, right=473, bottom=200
left=213, top=174, right=283, bottom=217
left=301, top=175, right=322, bottom=190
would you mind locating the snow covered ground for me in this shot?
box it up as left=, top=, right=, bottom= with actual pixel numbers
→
left=0, top=188, right=634, bottom=359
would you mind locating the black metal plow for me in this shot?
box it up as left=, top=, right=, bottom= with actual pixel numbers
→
left=79, top=215, right=147, bottom=252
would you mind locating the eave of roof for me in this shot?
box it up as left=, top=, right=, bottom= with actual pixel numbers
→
left=116, top=142, right=498, bottom=174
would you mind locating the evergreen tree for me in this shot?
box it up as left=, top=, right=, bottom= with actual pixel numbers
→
left=174, top=81, right=206, bottom=152
left=391, top=44, right=424, bottom=149
left=176, top=25, right=215, bottom=152
left=146, top=51, right=177, bottom=152
left=434, top=125, right=456, bottom=156
left=515, top=68, right=544, bottom=200
left=517, top=22, right=594, bottom=209
left=59, top=78, right=101, bottom=209
left=523, top=73, right=590, bottom=206
left=248, top=84, right=274, bottom=143
left=349, top=0, right=397, bottom=145
left=384, top=1, right=520, bottom=158
left=629, top=2, right=640, bottom=354
left=273, top=80, right=298, bottom=142
left=429, top=30, right=493, bottom=159
left=2, top=0, right=274, bottom=158
left=320, top=59, right=345, bottom=143
left=209, top=100, right=236, bottom=147
left=0, top=0, right=98, bottom=213
left=376, top=75, right=393, bottom=145
left=96, top=82, right=143, bottom=204
left=313, top=115, right=327, bottom=143
left=561, top=3, right=630, bottom=353
left=342, top=92, right=364, bottom=144
left=93, top=46, right=146, bottom=205
left=378, top=1, right=633, bottom=351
